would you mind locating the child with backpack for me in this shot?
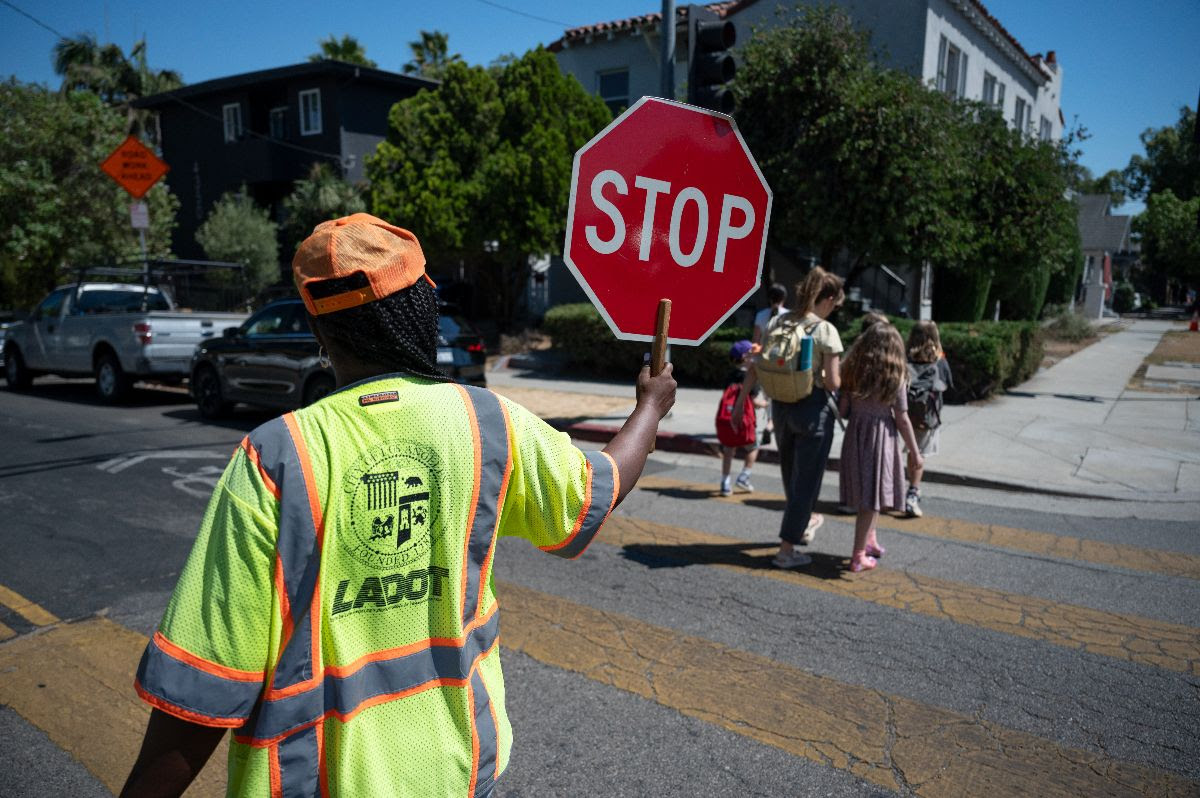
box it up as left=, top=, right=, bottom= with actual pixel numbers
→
left=904, top=320, right=953, bottom=517
left=838, top=322, right=923, bottom=572
left=716, top=340, right=768, bottom=495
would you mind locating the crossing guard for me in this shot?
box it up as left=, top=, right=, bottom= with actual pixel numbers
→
left=124, top=214, right=668, bottom=796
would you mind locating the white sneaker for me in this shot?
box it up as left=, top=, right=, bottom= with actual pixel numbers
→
left=772, top=549, right=813, bottom=569
left=735, top=472, right=754, bottom=492
left=799, top=513, right=824, bottom=545
left=720, top=476, right=732, bottom=496
left=905, top=492, right=923, bottom=518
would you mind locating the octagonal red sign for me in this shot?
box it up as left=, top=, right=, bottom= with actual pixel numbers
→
left=564, top=97, right=772, bottom=344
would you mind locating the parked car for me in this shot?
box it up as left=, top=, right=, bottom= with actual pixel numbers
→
left=190, top=298, right=487, bottom=418
left=3, top=282, right=249, bottom=402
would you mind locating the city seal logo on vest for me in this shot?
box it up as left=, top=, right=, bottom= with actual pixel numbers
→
left=342, top=440, right=442, bottom=570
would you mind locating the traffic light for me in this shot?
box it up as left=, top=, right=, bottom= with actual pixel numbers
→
left=687, top=5, right=736, bottom=113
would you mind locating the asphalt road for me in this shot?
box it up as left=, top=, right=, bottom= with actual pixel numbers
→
left=1, top=378, right=1197, bottom=796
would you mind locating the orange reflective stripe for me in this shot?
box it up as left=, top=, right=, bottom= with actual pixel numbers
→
left=599, top=450, right=620, bottom=520
left=151, top=631, right=264, bottom=682
left=269, top=743, right=283, bottom=798
left=134, top=681, right=246, bottom=728
left=541, top=459, right=594, bottom=554
left=324, top=602, right=498, bottom=679
left=241, top=436, right=281, bottom=500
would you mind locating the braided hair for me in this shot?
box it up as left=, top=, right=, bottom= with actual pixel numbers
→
left=306, top=273, right=451, bottom=383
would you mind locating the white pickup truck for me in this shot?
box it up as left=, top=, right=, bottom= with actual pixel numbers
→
left=3, top=282, right=248, bottom=402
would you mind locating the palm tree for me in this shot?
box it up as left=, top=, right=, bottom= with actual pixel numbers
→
left=308, top=35, right=377, bottom=68
left=281, top=163, right=367, bottom=251
left=403, top=30, right=461, bottom=79
left=52, top=34, right=182, bottom=144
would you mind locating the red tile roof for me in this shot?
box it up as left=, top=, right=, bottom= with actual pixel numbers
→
left=967, top=0, right=1052, bottom=80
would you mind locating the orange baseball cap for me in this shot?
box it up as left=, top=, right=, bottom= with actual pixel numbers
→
left=293, top=213, right=435, bottom=316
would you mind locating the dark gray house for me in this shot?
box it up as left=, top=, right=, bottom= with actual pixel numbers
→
left=136, top=61, right=436, bottom=259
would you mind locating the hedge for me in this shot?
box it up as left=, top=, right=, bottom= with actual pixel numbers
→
left=543, top=304, right=1043, bottom=402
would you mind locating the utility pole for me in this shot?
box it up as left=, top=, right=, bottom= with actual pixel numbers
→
left=660, top=0, right=676, bottom=99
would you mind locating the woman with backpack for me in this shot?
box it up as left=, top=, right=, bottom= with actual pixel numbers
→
left=904, top=320, right=953, bottom=517
left=734, top=266, right=845, bottom=569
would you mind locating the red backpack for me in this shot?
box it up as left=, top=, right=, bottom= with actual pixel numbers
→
left=715, top=382, right=756, bottom=448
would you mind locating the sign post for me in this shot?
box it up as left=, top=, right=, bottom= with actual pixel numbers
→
left=564, top=95, right=772, bottom=350
left=100, top=135, right=170, bottom=276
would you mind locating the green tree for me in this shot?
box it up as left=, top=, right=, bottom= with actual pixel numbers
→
left=195, top=189, right=280, bottom=294
left=1123, top=106, right=1198, bottom=201
left=1134, top=189, right=1200, bottom=287
left=52, top=35, right=182, bottom=142
left=308, top=34, right=377, bottom=68
left=1075, top=167, right=1127, bottom=209
left=734, top=7, right=972, bottom=281
left=369, top=48, right=609, bottom=327
left=281, top=162, right=367, bottom=253
left=403, top=30, right=461, bottom=79
left=0, top=80, right=178, bottom=308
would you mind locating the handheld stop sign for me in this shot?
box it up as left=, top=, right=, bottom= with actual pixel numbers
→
left=563, top=96, right=773, bottom=373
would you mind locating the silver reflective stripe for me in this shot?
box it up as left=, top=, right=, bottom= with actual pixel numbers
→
left=278, top=724, right=319, bottom=798
left=471, top=669, right=498, bottom=797
left=135, top=635, right=262, bottom=721
left=460, top=386, right=511, bottom=625
left=247, top=416, right=320, bottom=689
left=544, top=451, right=617, bottom=560
left=240, top=608, right=500, bottom=743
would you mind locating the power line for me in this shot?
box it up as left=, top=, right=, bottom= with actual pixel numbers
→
left=162, top=93, right=344, bottom=162
left=471, top=0, right=571, bottom=28
left=0, top=0, right=68, bottom=39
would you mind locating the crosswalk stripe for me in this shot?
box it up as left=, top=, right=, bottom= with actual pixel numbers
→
left=0, top=584, right=60, bottom=626
left=637, top=475, right=1200, bottom=581
left=0, top=619, right=15, bottom=641
left=0, top=617, right=227, bottom=796
left=498, top=580, right=1196, bottom=796
left=597, top=514, right=1200, bottom=675
left=2, top=597, right=1192, bottom=796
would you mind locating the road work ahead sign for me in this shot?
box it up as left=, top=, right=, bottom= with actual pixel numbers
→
left=101, top=135, right=169, bottom=199
left=563, top=97, right=772, bottom=344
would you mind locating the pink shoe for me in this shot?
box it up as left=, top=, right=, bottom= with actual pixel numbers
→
left=865, top=542, right=886, bottom=559
left=849, top=553, right=877, bottom=573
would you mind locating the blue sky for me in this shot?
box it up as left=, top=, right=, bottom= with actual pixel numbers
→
left=2, top=0, right=1196, bottom=213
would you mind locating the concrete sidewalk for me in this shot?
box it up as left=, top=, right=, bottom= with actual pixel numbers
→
left=488, top=319, right=1200, bottom=502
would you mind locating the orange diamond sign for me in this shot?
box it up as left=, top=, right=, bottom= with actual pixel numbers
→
left=100, top=135, right=169, bottom=199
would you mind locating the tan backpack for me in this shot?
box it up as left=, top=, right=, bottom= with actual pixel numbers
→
left=755, top=315, right=820, bottom=402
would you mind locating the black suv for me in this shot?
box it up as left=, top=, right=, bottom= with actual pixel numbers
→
left=190, top=298, right=486, bottom=418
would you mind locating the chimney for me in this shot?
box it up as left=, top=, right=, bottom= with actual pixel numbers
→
left=1045, top=50, right=1056, bottom=64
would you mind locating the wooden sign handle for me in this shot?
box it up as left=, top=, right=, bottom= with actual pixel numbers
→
left=650, top=299, right=671, bottom=376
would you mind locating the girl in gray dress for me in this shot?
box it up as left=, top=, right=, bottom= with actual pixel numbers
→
left=837, top=323, right=923, bottom=572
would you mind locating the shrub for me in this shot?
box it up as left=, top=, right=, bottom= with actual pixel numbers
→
left=1112, top=281, right=1136, bottom=314
left=542, top=303, right=750, bottom=386
left=1043, top=309, right=1093, bottom=343
left=543, top=305, right=1043, bottom=400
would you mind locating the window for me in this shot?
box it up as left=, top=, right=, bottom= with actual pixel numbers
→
left=270, top=106, right=288, bottom=139
left=1039, top=115, right=1053, bottom=141
left=1013, top=97, right=1029, bottom=132
left=75, top=289, right=169, bottom=314
left=35, top=288, right=70, bottom=321
left=222, top=103, right=243, bottom=143
left=995, top=81, right=1005, bottom=110
left=243, top=304, right=297, bottom=336
left=597, top=69, right=629, bottom=116
left=299, top=89, right=322, bottom=136
left=936, top=36, right=967, bottom=99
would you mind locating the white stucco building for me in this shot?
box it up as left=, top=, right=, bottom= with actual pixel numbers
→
left=552, top=0, right=1063, bottom=141
left=548, top=1, right=1065, bottom=320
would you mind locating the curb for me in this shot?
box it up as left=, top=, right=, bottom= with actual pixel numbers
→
left=556, top=421, right=1132, bottom=501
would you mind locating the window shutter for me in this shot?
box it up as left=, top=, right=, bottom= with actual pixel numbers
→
left=936, top=36, right=948, bottom=92
left=958, top=53, right=968, bottom=98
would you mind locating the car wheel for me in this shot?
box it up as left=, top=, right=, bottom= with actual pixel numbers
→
left=194, top=365, right=233, bottom=419
left=4, top=346, right=32, bottom=390
left=94, top=351, right=130, bottom=403
left=302, top=374, right=335, bottom=407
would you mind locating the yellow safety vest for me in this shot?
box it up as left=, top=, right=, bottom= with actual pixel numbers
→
left=135, top=375, right=619, bottom=796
